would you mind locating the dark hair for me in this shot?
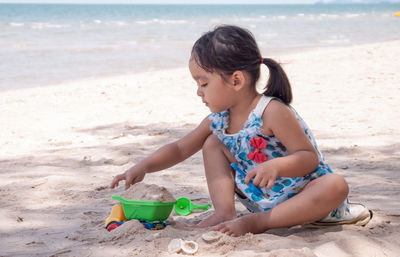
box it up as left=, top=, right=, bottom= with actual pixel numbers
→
left=191, top=25, right=292, bottom=104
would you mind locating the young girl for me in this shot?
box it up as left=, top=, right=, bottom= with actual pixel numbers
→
left=110, top=25, right=371, bottom=236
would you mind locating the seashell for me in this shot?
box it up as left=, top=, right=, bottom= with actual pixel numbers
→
left=168, top=238, right=183, bottom=254
left=181, top=240, right=199, bottom=255
left=201, top=231, right=223, bottom=243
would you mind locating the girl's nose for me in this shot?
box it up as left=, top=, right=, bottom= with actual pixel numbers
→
left=197, top=86, right=203, bottom=97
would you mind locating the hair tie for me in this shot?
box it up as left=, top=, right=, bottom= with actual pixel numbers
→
left=260, top=58, right=264, bottom=64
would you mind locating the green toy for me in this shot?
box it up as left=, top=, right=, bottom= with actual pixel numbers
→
left=109, top=195, right=212, bottom=229
left=174, top=197, right=212, bottom=216
left=111, top=195, right=176, bottom=222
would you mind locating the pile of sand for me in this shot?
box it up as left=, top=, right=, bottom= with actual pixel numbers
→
left=119, top=183, right=176, bottom=202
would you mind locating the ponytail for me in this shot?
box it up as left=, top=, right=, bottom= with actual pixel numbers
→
left=262, top=58, right=292, bottom=104
left=191, top=25, right=293, bottom=104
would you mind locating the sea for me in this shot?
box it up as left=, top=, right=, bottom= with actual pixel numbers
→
left=0, top=3, right=399, bottom=90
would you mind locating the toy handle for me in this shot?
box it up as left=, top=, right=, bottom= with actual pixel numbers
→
left=230, top=163, right=246, bottom=177
left=230, top=163, right=264, bottom=196
left=111, top=195, right=124, bottom=201
left=192, top=203, right=212, bottom=210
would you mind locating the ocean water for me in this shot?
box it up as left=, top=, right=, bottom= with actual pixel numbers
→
left=0, top=3, right=399, bottom=90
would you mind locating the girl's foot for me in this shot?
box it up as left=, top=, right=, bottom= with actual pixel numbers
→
left=213, top=213, right=263, bottom=237
left=192, top=212, right=236, bottom=228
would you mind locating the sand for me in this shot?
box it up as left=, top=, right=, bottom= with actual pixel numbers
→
left=119, top=183, right=176, bottom=202
left=0, top=40, right=399, bottom=257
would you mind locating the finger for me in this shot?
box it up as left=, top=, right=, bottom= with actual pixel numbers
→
left=110, top=179, right=116, bottom=189
left=259, top=178, right=269, bottom=188
left=125, top=177, right=132, bottom=190
left=125, top=175, right=133, bottom=190
left=110, top=181, right=118, bottom=189
left=266, top=178, right=275, bottom=189
left=252, top=174, right=261, bottom=186
left=110, top=175, right=122, bottom=189
left=245, top=170, right=256, bottom=185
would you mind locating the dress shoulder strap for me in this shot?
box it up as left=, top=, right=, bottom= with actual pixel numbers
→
left=254, top=95, right=274, bottom=118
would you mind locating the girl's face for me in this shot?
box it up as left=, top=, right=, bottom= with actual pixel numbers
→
left=189, top=58, right=235, bottom=113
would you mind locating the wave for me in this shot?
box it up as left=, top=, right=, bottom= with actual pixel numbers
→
left=209, top=12, right=381, bottom=24
left=0, top=10, right=390, bottom=32
left=8, top=22, right=24, bottom=27
left=2, top=19, right=189, bottom=30
left=30, top=22, right=71, bottom=29
left=3, top=22, right=71, bottom=29
left=135, top=19, right=189, bottom=25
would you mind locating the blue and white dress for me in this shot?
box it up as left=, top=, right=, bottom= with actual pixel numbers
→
left=209, top=95, right=348, bottom=215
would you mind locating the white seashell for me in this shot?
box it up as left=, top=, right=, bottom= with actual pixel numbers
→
left=201, top=231, right=223, bottom=243
left=181, top=240, right=198, bottom=255
left=168, top=238, right=183, bottom=254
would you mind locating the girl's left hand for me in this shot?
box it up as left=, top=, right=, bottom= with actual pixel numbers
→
left=245, top=161, right=279, bottom=190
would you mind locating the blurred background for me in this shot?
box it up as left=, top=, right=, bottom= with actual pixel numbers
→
left=1, top=0, right=399, bottom=90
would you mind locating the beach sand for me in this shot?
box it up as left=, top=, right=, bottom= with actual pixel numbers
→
left=1, top=40, right=399, bottom=257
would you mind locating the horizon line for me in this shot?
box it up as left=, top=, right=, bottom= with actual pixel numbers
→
left=0, top=1, right=398, bottom=4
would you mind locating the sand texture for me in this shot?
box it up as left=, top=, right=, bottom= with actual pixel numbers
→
left=1, top=40, right=399, bottom=256
left=119, top=183, right=176, bottom=202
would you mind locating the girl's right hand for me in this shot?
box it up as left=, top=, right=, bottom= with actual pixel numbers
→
left=110, top=167, right=146, bottom=190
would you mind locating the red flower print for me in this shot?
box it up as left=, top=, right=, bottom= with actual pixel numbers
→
left=247, top=137, right=268, bottom=163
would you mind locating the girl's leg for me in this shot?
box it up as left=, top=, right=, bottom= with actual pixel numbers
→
left=195, top=134, right=238, bottom=228
left=214, top=173, right=349, bottom=236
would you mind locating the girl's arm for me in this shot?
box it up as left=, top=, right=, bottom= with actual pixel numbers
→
left=246, top=100, right=319, bottom=189
left=110, top=117, right=212, bottom=190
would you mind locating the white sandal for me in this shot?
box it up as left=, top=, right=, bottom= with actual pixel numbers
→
left=311, top=202, right=372, bottom=226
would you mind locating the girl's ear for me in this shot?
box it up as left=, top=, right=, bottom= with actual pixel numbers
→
left=230, top=71, right=245, bottom=91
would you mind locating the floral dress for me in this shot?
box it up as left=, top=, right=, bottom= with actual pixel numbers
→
left=209, top=95, right=348, bottom=214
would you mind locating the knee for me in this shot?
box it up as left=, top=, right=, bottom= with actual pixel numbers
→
left=202, top=134, right=236, bottom=163
left=325, top=174, right=349, bottom=201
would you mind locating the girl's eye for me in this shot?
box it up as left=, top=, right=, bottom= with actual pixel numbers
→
left=200, top=83, right=208, bottom=87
